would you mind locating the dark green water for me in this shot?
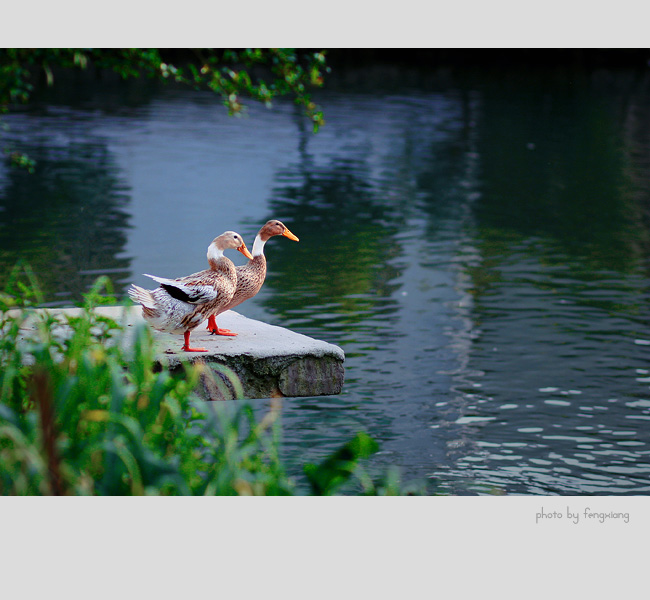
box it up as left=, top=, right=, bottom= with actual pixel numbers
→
left=2, top=64, right=650, bottom=494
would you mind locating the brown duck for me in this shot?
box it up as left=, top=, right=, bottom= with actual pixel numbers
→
left=206, top=220, right=299, bottom=336
left=129, top=231, right=253, bottom=352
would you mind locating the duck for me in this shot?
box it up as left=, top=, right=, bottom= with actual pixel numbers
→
left=206, top=219, right=299, bottom=336
left=128, top=231, right=253, bottom=352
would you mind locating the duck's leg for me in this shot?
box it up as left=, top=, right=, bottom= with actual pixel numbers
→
left=207, top=314, right=237, bottom=336
left=181, top=330, right=207, bottom=352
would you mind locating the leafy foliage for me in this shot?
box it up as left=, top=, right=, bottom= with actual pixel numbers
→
left=304, top=432, right=379, bottom=495
left=0, top=48, right=327, bottom=128
left=0, top=48, right=328, bottom=170
left=0, top=269, right=416, bottom=496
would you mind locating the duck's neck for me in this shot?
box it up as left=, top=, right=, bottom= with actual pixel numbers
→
left=252, top=234, right=267, bottom=257
left=207, top=243, right=226, bottom=270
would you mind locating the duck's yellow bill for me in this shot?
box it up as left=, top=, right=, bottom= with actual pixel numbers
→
left=282, top=228, right=299, bottom=242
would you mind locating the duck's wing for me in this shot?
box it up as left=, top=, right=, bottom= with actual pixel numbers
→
left=144, top=273, right=218, bottom=305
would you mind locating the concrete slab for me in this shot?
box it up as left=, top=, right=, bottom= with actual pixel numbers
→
left=15, top=306, right=345, bottom=401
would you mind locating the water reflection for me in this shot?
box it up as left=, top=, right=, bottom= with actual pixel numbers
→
left=474, top=68, right=650, bottom=269
left=264, top=159, right=403, bottom=335
left=0, top=140, right=131, bottom=304
left=441, top=68, right=650, bottom=494
left=445, top=240, right=650, bottom=494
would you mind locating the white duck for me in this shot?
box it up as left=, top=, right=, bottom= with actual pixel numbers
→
left=128, top=231, right=253, bottom=352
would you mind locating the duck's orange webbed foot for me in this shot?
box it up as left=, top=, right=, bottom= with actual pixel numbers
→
left=207, top=315, right=237, bottom=336
left=210, top=327, right=237, bottom=336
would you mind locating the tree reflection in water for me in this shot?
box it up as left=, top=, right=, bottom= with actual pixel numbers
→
left=0, top=142, right=132, bottom=304
left=260, top=158, right=404, bottom=341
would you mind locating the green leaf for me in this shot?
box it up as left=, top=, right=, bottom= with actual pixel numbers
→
left=303, top=432, right=379, bottom=495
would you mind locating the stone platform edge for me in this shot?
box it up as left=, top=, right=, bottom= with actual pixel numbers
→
left=16, top=305, right=345, bottom=401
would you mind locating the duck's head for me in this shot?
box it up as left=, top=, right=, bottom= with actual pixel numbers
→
left=208, top=231, right=254, bottom=261
left=259, top=220, right=299, bottom=242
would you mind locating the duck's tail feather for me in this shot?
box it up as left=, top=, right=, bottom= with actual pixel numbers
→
left=128, top=284, right=158, bottom=316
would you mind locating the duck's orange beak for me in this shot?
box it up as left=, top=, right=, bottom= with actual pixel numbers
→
left=282, top=227, right=299, bottom=242
left=238, top=243, right=254, bottom=260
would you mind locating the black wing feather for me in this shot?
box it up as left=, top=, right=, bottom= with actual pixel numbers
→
left=161, top=283, right=202, bottom=303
